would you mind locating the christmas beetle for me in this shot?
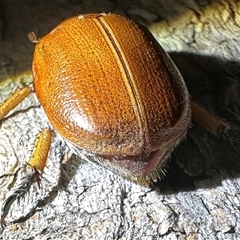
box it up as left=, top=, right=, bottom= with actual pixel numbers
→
left=0, top=13, right=227, bottom=227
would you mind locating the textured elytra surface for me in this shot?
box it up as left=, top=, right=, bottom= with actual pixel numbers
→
left=33, top=13, right=190, bottom=158
left=0, top=0, right=240, bottom=240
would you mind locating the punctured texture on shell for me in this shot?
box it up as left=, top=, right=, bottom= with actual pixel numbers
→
left=33, top=13, right=190, bottom=160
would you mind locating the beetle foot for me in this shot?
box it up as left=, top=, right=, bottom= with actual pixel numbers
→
left=0, top=166, right=39, bottom=228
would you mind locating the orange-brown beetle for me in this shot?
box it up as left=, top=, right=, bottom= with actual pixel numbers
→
left=1, top=12, right=192, bottom=226
left=33, top=12, right=191, bottom=180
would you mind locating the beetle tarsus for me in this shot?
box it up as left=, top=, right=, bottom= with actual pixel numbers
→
left=0, top=168, right=39, bottom=228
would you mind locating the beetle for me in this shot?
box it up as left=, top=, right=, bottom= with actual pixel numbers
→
left=0, top=12, right=228, bottom=227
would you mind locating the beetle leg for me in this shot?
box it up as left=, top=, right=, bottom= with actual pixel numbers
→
left=0, top=129, right=51, bottom=228
left=27, top=128, right=51, bottom=172
left=190, top=98, right=229, bottom=135
left=0, top=87, right=32, bottom=120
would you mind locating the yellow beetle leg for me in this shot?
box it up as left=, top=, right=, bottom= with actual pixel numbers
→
left=190, top=98, right=229, bottom=135
left=27, top=128, right=51, bottom=172
left=0, top=129, right=51, bottom=228
left=0, top=87, right=32, bottom=120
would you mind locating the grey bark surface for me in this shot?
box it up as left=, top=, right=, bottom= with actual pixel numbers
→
left=0, top=0, right=240, bottom=239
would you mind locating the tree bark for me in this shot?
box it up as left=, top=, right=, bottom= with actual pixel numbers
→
left=0, top=0, right=240, bottom=239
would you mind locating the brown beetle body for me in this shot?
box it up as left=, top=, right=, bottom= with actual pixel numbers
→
left=33, top=13, right=191, bottom=181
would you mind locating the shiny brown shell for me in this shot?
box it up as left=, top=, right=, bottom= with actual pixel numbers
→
left=32, top=13, right=191, bottom=179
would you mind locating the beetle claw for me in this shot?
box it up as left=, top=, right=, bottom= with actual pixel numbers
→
left=1, top=194, right=17, bottom=228
left=1, top=213, right=7, bottom=228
